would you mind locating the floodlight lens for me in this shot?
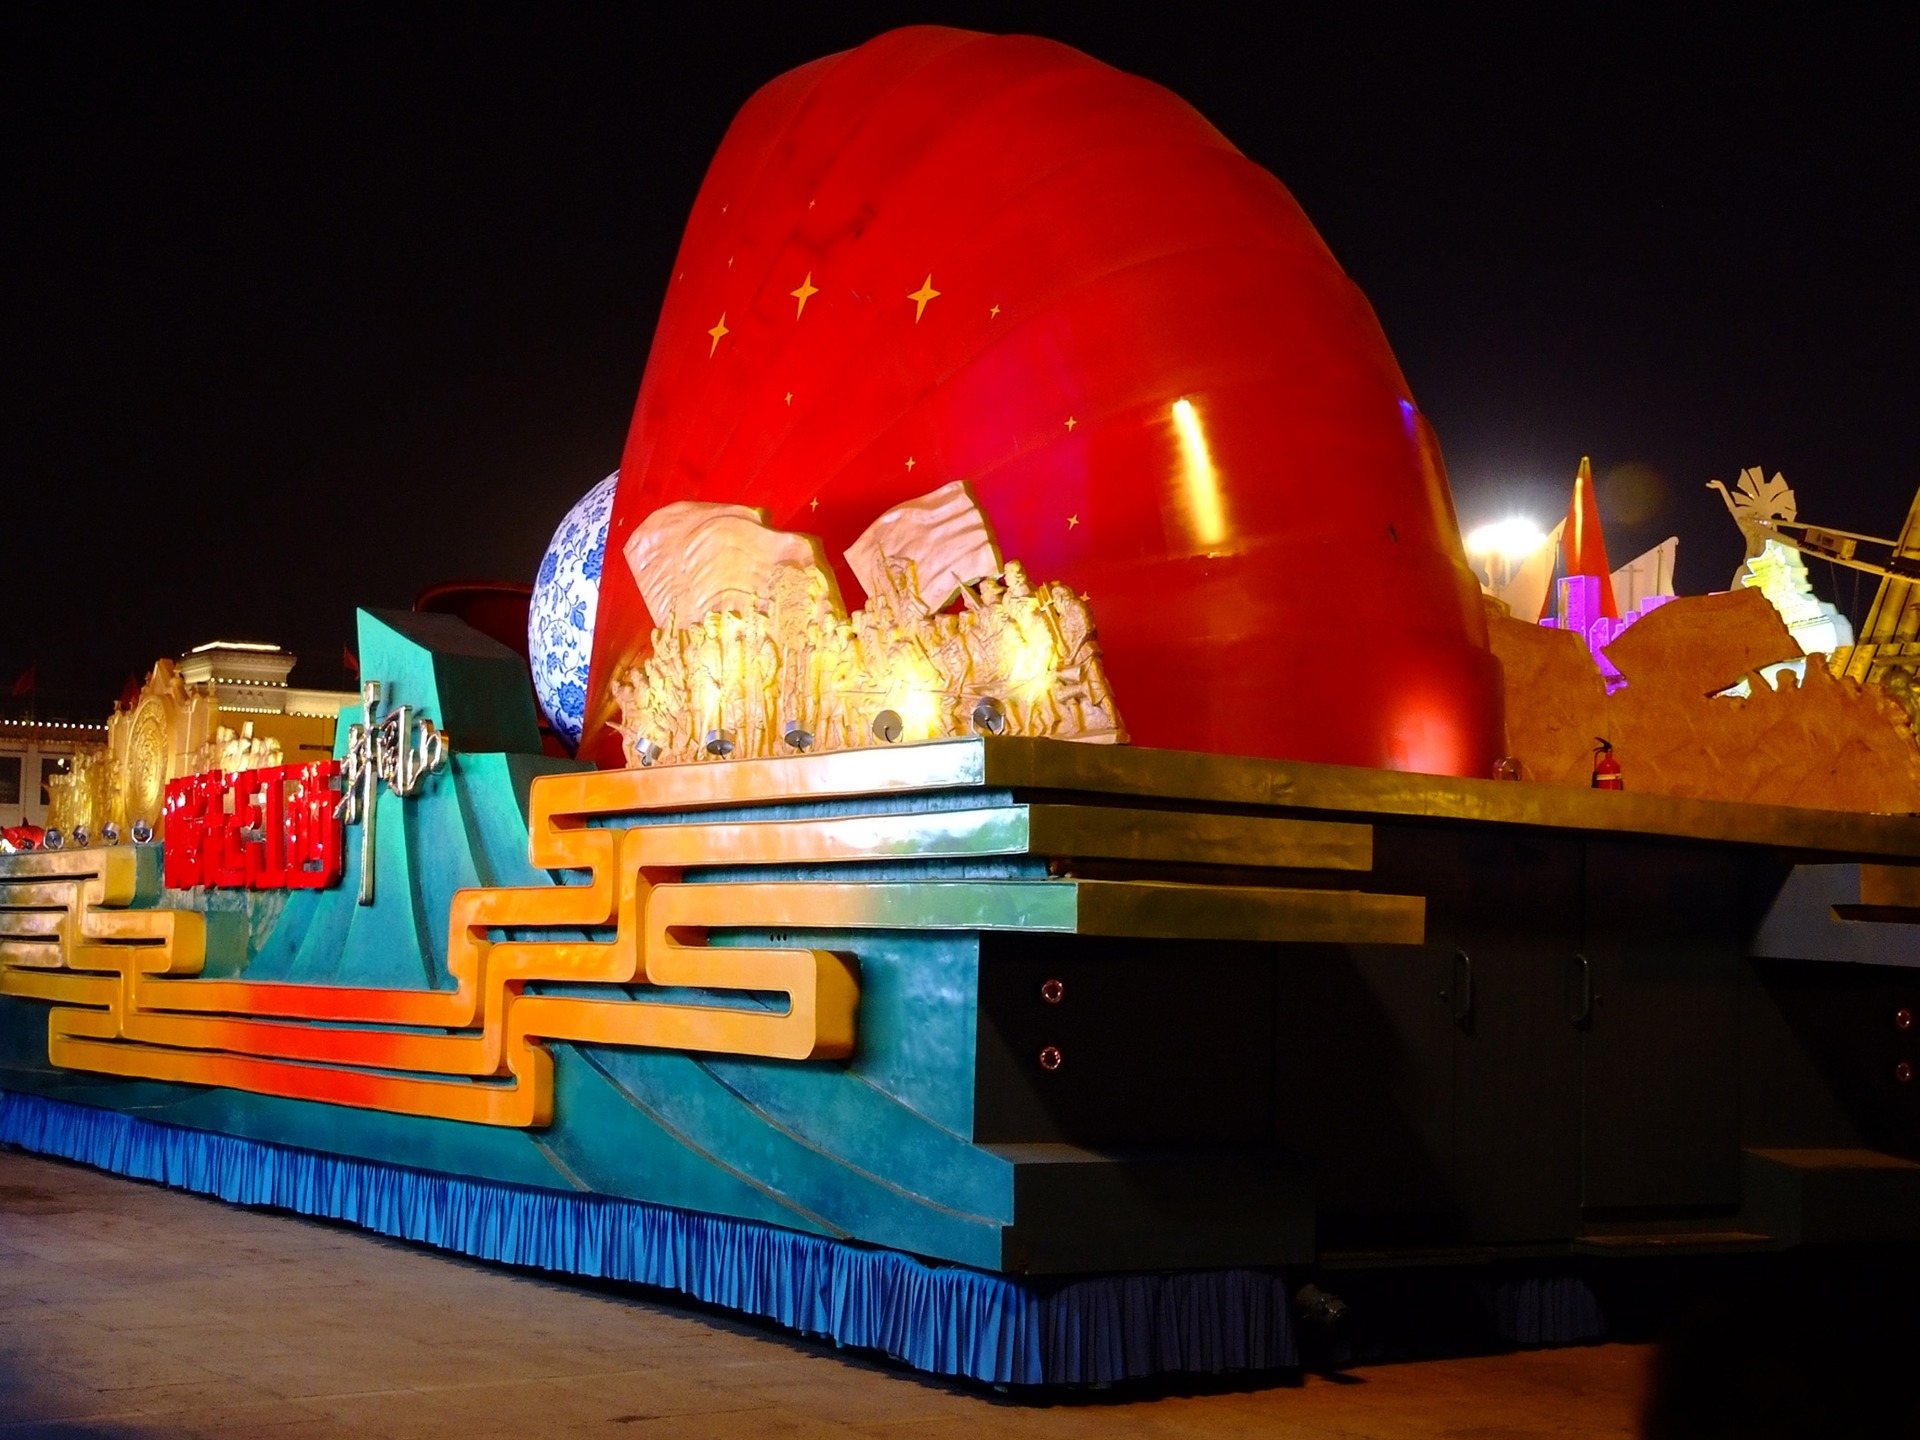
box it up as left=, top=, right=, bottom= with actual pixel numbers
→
left=1464, top=518, right=1547, bottom=561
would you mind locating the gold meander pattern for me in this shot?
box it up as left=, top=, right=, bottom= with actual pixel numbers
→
left=0, top=743, right=1422, bottom=1129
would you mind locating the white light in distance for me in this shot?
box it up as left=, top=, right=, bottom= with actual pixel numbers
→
left=1463, top=518, right=1547, bottom=562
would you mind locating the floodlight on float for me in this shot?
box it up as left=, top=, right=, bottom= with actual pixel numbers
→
left=1464, top=516, right=1550, bottom=591
left=893, top=691, right=943, bottom=741
left=1464, top=517, right=1548, bottom=562
left=971, top=697, right=1008, bottom=735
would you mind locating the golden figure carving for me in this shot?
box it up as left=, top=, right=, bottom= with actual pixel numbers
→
left=43, top=748, right=110, bottom=836
left=53, top=652, right=348, bottom=842
left=613, top=487, right=1124, bottom=766
left=191, top=721, right=285, bottom=778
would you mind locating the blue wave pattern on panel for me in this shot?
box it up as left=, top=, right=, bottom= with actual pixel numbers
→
left=0, top=607, right=1327, bottom=1376
left=137, top=609, right=1032, bottom=1268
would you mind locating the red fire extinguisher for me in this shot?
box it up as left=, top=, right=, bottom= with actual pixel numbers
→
left=1592, top=737, right=1623, bottom=791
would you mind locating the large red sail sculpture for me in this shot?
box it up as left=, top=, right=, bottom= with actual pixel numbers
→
left=583, top=25, right=1502, bottom=775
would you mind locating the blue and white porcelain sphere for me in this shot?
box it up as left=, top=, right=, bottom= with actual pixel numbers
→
left=528, top=471, right=617, bottom=750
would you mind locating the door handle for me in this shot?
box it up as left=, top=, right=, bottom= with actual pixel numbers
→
left=1569, top=952, right=1592, bottom=1027
left=1451, top=949, right=1474, bottom=1026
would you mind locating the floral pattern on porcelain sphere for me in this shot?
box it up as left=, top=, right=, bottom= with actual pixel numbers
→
left=528, top=472, right=617, bottom=750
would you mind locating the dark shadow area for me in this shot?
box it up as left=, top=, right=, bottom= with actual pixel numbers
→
left=0, top=1353, right=164, bottom=1438
left=1626, top=1247, right=1920, bottom=1439
left=0, top=1169, right=168, bottom=1436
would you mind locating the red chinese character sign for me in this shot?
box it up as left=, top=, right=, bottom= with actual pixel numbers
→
left=163, top=763, right=344, bottom=891
left=581, top=25, right=1503, bottom=777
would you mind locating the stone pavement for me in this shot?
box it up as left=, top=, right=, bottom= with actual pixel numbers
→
left=0, top=1149, right=1649, bottom=1439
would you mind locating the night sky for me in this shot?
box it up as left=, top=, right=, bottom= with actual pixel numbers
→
left=7, top=7, right=1916, bottom=716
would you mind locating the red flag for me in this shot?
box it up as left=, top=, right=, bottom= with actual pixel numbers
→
left=118, top=672, right=142, bottom=709
left=342, top=646, right=360, bottom=679
left=1560, top=456, right=1618, bottom=620
left=8, top=665, right=33, bottom=697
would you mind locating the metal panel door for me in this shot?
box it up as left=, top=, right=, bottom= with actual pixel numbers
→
left=1580, top=841, right=1747, bottom=1212
left=1451, top=834, right=1585, bottom=1242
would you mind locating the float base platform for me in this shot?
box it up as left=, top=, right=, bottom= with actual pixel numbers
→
left=6, top=614, right=1920, bottom=1382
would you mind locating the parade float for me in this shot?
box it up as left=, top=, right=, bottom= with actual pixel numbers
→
left=4, top=26, right=1919, bottom=1386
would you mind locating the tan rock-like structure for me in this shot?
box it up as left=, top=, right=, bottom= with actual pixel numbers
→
left=1603, top=588, right=1801, bottom=697
left=1490, top=587, right=1920, bottom=813
left=1485, top=615, right=1607, bottom=787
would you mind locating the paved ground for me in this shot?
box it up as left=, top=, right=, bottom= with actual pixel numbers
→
left=0, top=1149, right=1656, bottom=1438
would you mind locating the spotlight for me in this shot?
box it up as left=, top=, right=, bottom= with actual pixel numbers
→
left=131, top=818, right=154, bottom=845
left=44, top=827, right=64, bottom=851
left=871, top=710, right=903, bottom=744
left=1464, top=517, right=1547, bottom=561
left=1293, top=1283, right=1352, bottom=1336
left=970, top=697, right=1008, bottom=735
left=71, top=824, right=90, bottom=848
left=703, top=728, right=736, bottom=758
left=782, top=721, right=814, bottom=751
left=633, top=737, right=663, bottom=767
left=102, top=821, right=121, bottom=846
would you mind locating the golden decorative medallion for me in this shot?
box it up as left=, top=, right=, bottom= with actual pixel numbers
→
left=125, top=700, right=170, bottom=829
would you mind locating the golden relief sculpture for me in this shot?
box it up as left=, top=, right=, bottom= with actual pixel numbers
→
left=58, top=658, right=326, bottom=841
left=108, top=661, right=219, bottom=833
left=623, top=500, right=842, bottom=623
left=611, top=482, right=1125, bottom=766
left=45, top=694, right=259, bottom=839
left=44, top=749, right=110, bottom=836
left=192, top=721, right=285, bottom=778
left=122, top=701, right=173, bottom=829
